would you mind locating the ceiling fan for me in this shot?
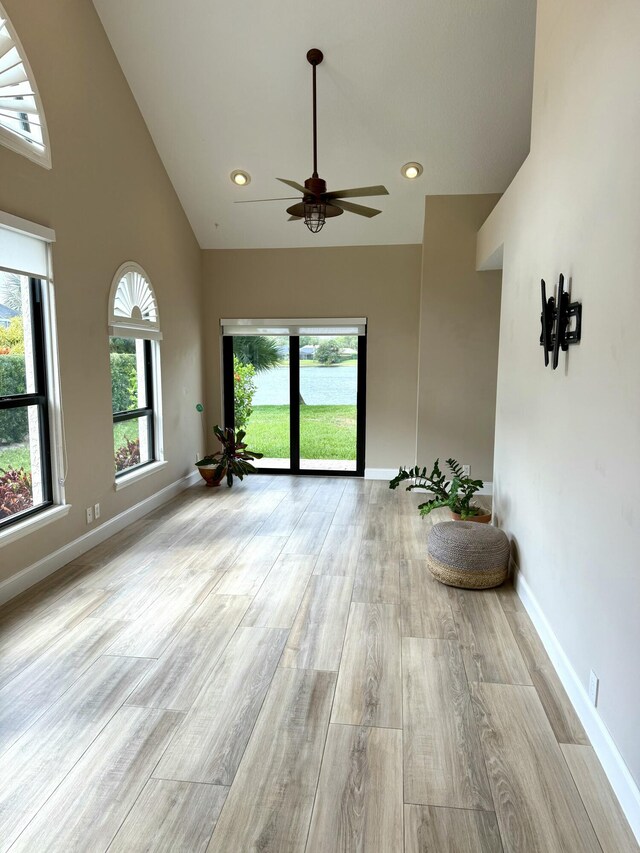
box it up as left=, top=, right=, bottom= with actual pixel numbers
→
left=235, top=48, right=389, bottom=233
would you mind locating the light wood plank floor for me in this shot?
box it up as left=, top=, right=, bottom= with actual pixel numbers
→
left=0, top=475, right=637, bottom=852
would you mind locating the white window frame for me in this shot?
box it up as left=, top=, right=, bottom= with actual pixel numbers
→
left=108, top=262, right=164, bottom=488
left=0, top=211, right=67, bottom=547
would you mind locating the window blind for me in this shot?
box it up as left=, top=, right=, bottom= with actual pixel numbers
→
left=221, top=318, right=367, bottom=336
left=0, top=210, right=54, bottom=278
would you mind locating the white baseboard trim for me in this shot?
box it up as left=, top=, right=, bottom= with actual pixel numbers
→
left=364, top=468, right=400, bottom=480
left=0, top=469, right=201, bottom=607
left=513, top=567, right=640, bottom=843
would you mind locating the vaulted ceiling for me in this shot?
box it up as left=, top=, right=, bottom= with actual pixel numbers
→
left=93, top=0, right=536, bottom=249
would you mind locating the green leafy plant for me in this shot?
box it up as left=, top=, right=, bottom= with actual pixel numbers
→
left=196, top=424, right=263, bottom=487
left=233, top=355, right=257, bottom=429
left=114, top=437, right=141, bottom=472
left=0, top=357, right=28, bottom=444
left=0, top=315, right=25, bottom=355
left=109, top=352, right=137, bottom=413
left=389, top=457, right=484, bottom=519
left=233, top=336, right=281, bottom=372
left=0, top=466, right=32, bottom=518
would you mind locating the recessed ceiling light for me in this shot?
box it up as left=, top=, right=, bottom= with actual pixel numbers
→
left=401, top=162, right=423, bottom=180
left=230, top=170, right=251, bottom=186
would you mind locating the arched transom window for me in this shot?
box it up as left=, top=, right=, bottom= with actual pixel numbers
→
left=0, top=3, right=51, bottom=167
left=108, top=262, right=161, bottom=340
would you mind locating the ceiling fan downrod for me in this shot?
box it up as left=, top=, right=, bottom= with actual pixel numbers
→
left=307, top=48, right=323, bottom=181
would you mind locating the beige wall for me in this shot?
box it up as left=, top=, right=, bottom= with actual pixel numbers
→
left=478, top=0, right=640, bottom=791
left=202, top=246, right=422, bottom=470
left=0, top=0, right=203, bottom=583
left=417, top=195, right=501, bottom=482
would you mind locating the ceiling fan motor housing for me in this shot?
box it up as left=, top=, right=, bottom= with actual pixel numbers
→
left=304, top=176, right=326, bottom=196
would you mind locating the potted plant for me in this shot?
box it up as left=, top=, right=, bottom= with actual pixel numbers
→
left=196, top=425, right=263, bottom=487
left=389, top=457, right=491, bottom=522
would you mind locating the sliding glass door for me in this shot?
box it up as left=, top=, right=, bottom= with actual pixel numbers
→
left=222, top=321, right=366, bottom=476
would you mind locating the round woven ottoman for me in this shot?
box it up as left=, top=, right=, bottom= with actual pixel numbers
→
left=427, top=521, right=510, bottom=589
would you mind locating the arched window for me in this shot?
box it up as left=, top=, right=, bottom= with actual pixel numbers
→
left=0, top=3, right=51, bottom=167
left=108, top=263, right=163, bottom=483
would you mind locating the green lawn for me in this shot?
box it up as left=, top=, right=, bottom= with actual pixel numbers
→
left=0, top=421, right=136, bottom=473
left=0, top=443, right=30, bottom=473
left=113, top=420, right=138, bottom=448
left=243, top=404, right=356, bottom=460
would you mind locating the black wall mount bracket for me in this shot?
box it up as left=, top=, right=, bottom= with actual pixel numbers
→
left=540, top=273, right=582, bottom=369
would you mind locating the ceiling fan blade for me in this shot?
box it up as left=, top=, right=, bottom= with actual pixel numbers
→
left=277, top=178, right=309, bottom=194
left=288, top=216, right=302, bottom=221
left=331, top=199, right=382, bottom=218
left=234, top=197, right=301, bottom=204
left=325, top=185, right=389, bottom=200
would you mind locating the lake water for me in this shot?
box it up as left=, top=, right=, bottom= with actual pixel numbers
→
left=253, top=365, right=357, bottom=406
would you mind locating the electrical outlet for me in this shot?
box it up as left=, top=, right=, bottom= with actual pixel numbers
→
left=85, top=506, right=93, bottom=525
left=589, top=670, right=599, bottom=706
left=462, top=464, right=470, bottom=477
left=94, top=502, right=100, bottom=520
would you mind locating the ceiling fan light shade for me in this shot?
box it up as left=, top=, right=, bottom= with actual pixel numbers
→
left=304, top=200, right=326, bottom=233
left=230, top=169, right=251, bottom=186
left=401, top=162, right=423, bottom=179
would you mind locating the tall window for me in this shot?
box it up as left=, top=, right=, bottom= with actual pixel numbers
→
left=0, top=3, right=51, bottom=167
left=108, top=263, right=162, bottom=478
left=0, top=213, right=60, bottom=531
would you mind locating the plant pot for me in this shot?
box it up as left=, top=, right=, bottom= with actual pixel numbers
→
left=196, top=464, right=226, bottom=487
left=450, top=510, right=492, bottom=524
